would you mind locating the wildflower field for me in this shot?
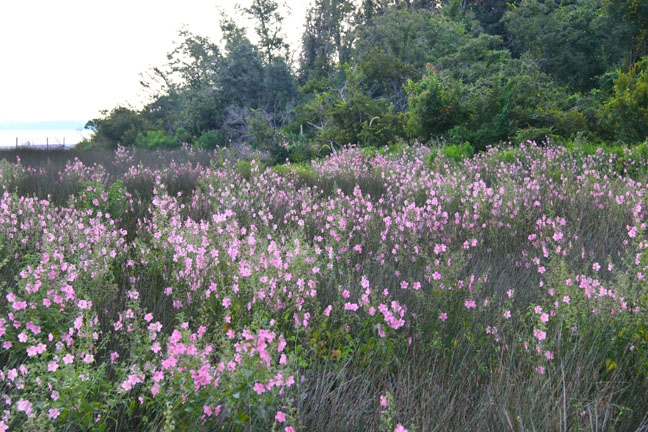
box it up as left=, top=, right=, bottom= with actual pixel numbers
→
left=1, top=143, right=648, bottom=431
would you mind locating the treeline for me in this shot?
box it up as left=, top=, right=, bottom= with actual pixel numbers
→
left=83, top=0, right=648, bottom=161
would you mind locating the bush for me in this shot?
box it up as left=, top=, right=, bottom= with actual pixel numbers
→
left=601, top=56, right=648, bottom=144
left=195, top=129, right=226, bottom=149
left=134, top=130, right=180, bottom=150
left=441, top=142, right=474, bottom=162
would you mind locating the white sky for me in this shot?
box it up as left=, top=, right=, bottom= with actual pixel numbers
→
left=0, top=1, right=309, bottom=125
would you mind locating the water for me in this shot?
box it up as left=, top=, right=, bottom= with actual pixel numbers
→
left=0, top=129, right=93, bottom=148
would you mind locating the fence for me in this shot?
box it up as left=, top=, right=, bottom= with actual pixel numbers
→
left=7, top=137, right=74, bottom=150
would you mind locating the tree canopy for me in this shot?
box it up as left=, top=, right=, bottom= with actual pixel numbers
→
left=85, top=0, right=648, bottom=159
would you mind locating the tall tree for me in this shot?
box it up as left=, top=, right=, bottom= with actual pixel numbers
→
left=240, top=0, right=289, bottom=64
left=299, top=0, right=355, bottom=83
left=504, top=0, right=629, bottom=91
left=605, top=0, right=648, bottom=64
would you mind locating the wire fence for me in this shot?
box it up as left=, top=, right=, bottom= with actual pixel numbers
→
left=2, top=137, right=76, bottom=150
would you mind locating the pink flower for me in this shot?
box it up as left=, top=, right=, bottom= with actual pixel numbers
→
left=12, top=301, right=27, bottom=311
left=253, top=382, right=266, bottom=395
left=63, top=354, right=74, bottom=365
left=17, top=399, right=33, bottom=417
left=48, top=408, right=60, bottom=419
left=380, top=394, right=388, bottom=408
left=48, top=362, right=58, bottom=372
left=545, top=350, right=554, bottom=360
left=464, top=299, right=476, bottom=309
left=16, top=399, right=32, bottom=417
left=148, top=321, right=162, bottom=332
left=503, top=310, right=511, bottom=319
left=439, top=312, right=448, bottom=322
left=540, top=313, right=549, bottom=323
left=73, top=316, right=83, bottom=330
left=275, top=411, right=286, bottom=422
left=323, top=305, right=332, bottom=316
left=152, top=370, right=165, bottom=382
left=394, top=425, right=409, bottom=432
left=121, top=373, right=144, bottom=392
left=533, top=329, right=547, bottom=341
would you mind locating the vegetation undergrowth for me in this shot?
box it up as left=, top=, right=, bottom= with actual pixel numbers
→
left=1, top=142, right=648, bottom=431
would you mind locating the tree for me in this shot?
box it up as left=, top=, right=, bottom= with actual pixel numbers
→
left=601, top=56, right=648, bottom=143
left=605, top=0, right=648, bottom=64
left=240, top=0, right=289, bottom=64
left=406, top=67, right=468, bottom=142
left=219, top=19, right=265, bottom=110
left=85, top=106, right=147, bottom=149
left=138, top=29, right=224, bottom=141
left=352, top=8, right=467, bottom=110
left=289, top=65, right=406, bottom=150
left=504, top=0, right=629, bottom=91
left=299, top=0, right=356, bottom=83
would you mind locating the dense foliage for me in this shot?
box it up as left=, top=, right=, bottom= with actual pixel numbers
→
left=1, top=143, right=648, bottom=430
left=82, top=0, right=648, bottom=160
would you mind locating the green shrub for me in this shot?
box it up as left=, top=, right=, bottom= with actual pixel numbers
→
left=195, top=129, right=226, bottom=149
left=441, top=142, right=474, bottom=162
left=134, top=130, right=180, bottom=149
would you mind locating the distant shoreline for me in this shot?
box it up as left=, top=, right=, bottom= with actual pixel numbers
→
left=0, top=128, right=92, bottom=147
left=0, top=120, right=87, bottom=131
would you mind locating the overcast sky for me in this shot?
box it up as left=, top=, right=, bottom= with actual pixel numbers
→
left=0, top=1, right=308, bottom=125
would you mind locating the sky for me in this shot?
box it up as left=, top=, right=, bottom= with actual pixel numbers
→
left=0, top=1, right=309, bottom=126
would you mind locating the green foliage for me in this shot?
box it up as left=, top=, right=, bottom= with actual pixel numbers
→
left=240, top=0, right=289, bottom=64
left=85, top=106, right=147, bottom=149
left=81, top=0, right=646, bottom=156
left=406, top=68, right=467, bottom=143
left=195, top=129, right=225, bottom=149
left=299, top=0, right=355, bottom=83
left=134, top=130, right=180, bottom=150
left=504, top=0, right=628, bottom=91
left=290, top=65, right=407, bottom=150
left=441, top=142, right=474, bottom=162
left=601, top=56, right=648, bottom=143
left=605, top=0, right=648, bottom=63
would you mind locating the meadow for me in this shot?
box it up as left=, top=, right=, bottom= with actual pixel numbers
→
left=1, top=142, right=648, bottom=431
